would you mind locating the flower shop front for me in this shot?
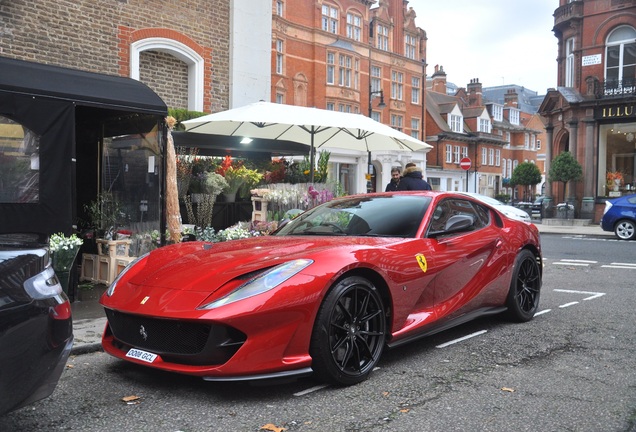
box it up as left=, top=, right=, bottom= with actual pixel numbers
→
left=0, top=57, right=168, bottom=301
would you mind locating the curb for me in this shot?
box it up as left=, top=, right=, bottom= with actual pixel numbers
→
left=71, top=342, right=103, bottom=356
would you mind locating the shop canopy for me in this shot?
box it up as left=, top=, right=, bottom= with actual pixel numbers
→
left=0, top=56, right=167, bottom=114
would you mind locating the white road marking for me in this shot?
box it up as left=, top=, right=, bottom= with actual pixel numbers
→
left=560, top=259, right=598, bottom=263
left=559, top=301, right=579, bottom=308
left=294, top=384, right=329, bottom=396
left=534, top=309, right=551, bottom=316
left=436, top=330, right=487, bottom=348
left=602, top=263, right=636, bottom=269
left=553, top=262, right=590, bottom=266
left=553, top=289, right=606, bottom=300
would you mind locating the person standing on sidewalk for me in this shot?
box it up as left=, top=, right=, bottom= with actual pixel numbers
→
left=397, top=163, right=432, bottom=191
left=385, top=167, right=401, bottom=191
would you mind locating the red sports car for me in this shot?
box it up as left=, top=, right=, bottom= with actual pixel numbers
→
left=100, top=192, right=542, bottom=385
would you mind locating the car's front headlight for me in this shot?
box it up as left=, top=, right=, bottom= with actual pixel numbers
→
left=106, top=252, right=149, bottom=297
left=198, top=259, right=313, bottom=310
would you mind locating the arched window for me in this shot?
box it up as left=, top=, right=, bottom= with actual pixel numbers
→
left=605, top=26, right=636, bottom=90
left=130, top=38, right=204, bottom=111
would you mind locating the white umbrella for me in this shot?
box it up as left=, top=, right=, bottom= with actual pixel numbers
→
left=182, top=101, right=432, bottom=182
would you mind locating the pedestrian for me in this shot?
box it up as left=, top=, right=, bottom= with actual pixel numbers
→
left=396, top=162, right=432, bottom=191
left=385, top=167, right=401, bottom=191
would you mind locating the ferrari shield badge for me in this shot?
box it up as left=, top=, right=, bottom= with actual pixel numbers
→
left=415, top=254, right=427, bottom=273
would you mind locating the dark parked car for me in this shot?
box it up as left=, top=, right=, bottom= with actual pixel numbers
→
left=601, top=194, right=636, bottom=240
left=0, top=233, right=73, bottom=415
left=531, top=196, right=546, bottom=219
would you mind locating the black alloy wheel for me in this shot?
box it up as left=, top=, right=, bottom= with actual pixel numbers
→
left=505, top=249, right=541, bottom=322
left=310, top=276, right=386, bottom=386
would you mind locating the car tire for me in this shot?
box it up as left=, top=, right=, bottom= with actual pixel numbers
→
left=614, top=219, right=636, bottom=240
left=310, top=276, right=386, bottom=386
left=505, top=249, right=541, bottom=322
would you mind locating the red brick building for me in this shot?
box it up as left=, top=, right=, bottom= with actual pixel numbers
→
left=271, top=0, right=428, bottom=193
left=539, top=0, right=636, bottom=220
left=425, top=68, right=543, bottom=201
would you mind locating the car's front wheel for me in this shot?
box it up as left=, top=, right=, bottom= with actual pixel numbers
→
left=310, top=276, right=386, bottom=386
left=614, top=219, right=636, bottom=240
left=505, top=249, right=541, bottom=322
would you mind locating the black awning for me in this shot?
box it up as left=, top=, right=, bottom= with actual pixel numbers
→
left=0, top=56, right=167, bottom=115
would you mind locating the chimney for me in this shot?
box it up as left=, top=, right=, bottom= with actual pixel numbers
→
left=431, top=65, right=447, bottom=94
left=467, top=78, right=482, bottom=107
left=504, top=89, right=518, bottom=108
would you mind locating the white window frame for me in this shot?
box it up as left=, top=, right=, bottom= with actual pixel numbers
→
left=482, top=147, right=488, bottom=165
left=391, top=71, right=403, bottom=100
left=275, top=39, right=284, bottom=75
left=326, top=52, right=335, bottom=85
left=346, top=13, right=362, bottom=41
left=371, top=65, right=381, bottom=93
left=377, top=24, right=389, bottom=51
left=405, top=34, right=417, bottom=59
left=453, top=145, right=460, bottom=164
left=495, top=149, right=501, bottom=166
left=411, top=76, right=420, bottom=104
left=338, top=54, right=352, bottom=87
left=565, top=37, right=575, bottom=87
left=322, top=5, right=339, bottom=34
left=390, top=114, right=403, bottom=131
left=449, top=114, right=462, bottom=133
left=446, top=144, right=453, bottom=163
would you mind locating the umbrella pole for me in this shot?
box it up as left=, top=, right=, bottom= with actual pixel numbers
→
left=310, top=130, right=315, bottom=183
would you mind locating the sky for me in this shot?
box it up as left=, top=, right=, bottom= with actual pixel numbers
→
left=408, top=0, right=559, bottom=94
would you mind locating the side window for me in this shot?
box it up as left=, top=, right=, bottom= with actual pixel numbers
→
left=0, top=116, right=40, bottom=203
left=427, top=199, right=489, bottom=238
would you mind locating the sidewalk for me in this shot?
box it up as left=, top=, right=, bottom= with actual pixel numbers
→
left=68, top=220, right=613, bottom=356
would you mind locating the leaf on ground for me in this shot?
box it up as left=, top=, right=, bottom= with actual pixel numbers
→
left=501, top=387, right=515, bottom=392
left=122, top=395, right=141, bottom=404
left=260, top=424, right=286, bottom=432
left=66, top=364, right=74, bottom=369
left=400, top=408, right=410, bottom=413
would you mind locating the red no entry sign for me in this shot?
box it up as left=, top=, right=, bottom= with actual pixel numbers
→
left=460, top=157, right=471, bottom=171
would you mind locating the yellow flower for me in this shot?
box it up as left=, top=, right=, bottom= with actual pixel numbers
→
left=303, top=170, right=310, bottom=175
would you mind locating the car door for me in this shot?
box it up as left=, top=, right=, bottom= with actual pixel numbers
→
left=425, top=198, right=509, bottom=321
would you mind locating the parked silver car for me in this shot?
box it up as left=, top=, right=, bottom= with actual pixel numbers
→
left=459, top=193, right=532, bottom=223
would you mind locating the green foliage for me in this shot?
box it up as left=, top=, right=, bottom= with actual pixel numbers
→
left=548, top=151, right=582, bottom=184
left=511, top=162, right=543, bottom=200
left=167, top=108, right=208, bottom=131
left=548, top=151, right=582, bottom=199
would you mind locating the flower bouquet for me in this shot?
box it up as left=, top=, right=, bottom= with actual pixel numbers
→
left=50, top=233, right=84, bottom=294
left=50, top=233, right=84, bottom=272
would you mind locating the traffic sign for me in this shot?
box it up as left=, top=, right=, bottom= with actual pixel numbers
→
left=460, top=157, right=471, bottom=171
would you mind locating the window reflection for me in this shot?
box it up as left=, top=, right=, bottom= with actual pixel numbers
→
left=0, top=116, right=40, bottom=203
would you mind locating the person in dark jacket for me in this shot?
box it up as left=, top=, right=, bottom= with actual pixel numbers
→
left=396, top=163, right=432, bottom=191
left=385, top=167, right=401, bottom=191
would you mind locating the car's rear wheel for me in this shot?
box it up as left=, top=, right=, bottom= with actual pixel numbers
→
left=505, top=249, right=541, bottom=322
left=310, top=276, right=386, bottom=386
left=614, top=219, right=636, bottom=240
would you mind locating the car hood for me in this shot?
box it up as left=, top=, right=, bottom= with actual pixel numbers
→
left=127, top=235, right=397, bottom=292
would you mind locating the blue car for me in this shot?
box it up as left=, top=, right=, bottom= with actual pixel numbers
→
left=601, top=194, right=636, bottom=240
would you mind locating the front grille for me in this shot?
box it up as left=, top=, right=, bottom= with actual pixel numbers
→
left=105, top=309, right=246, bottom=365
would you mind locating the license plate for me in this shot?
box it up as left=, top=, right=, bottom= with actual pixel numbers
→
left=126, top=348, right=158, bottom=363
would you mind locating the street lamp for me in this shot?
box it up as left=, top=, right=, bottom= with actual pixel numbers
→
left=367, top=86, right=386, bottom=192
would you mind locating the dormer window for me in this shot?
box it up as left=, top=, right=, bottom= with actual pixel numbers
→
left=509, top=108, right=520, bottom=125
left=449, top=114, right=462, bottom=132
left=377, top=24, right=389, bottom=51
left=479, top=118, right=491, bottom=133
left=405, top=34, right=417, bottom=59
left=491, top=104, right=503, bottom=122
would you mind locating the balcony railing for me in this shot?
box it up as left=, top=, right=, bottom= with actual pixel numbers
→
left=601, top=79, right=636, bottom=99
left=554, top=1, right=583, bottom=27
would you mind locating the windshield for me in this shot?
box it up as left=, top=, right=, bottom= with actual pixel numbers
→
left=274, top=195, right=431, bottom=237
